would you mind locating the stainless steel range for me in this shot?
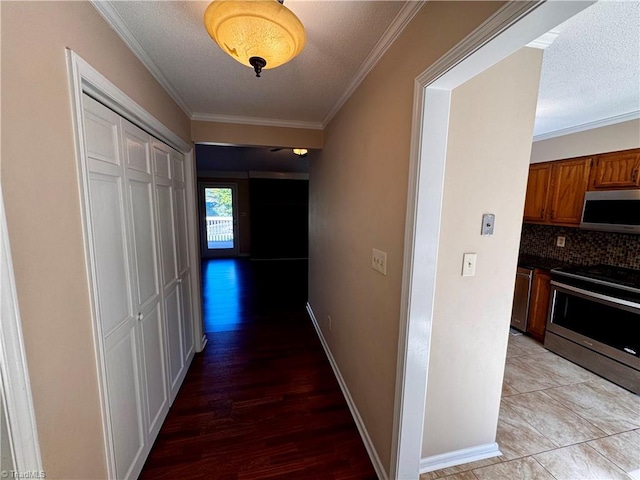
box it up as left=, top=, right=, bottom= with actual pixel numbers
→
left=545, top=264, right=640, bottom=394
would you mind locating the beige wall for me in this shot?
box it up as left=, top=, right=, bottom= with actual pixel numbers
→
left=1, top=2, right=191, bottom=478
left=530, top=119, right=640, bottom=163
left=192, top=120, right=323, bottom=149
left=423, top=48, right=543, bottom=457
left=308, top=1, right=506, bottom=474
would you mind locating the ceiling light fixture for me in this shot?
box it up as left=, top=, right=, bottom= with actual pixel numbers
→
left=204, top=0, right=306, bottom=78
left=293, top=148, right=308, bottom=157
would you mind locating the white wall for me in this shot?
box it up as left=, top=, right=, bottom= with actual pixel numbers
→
left=422, top=47, right=544, bottom=457
left=530, top=118, right=640, bottom=163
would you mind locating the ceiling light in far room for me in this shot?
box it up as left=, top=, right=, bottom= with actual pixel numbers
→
left=204, top=0, right=306, bottom=78
left=293, top=148, right=308, bottom=157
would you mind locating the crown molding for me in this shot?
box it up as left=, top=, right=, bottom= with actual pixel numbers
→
left=90, top=0, right=193, bottom=118
left=413, top=1, right=543, bottom=90
left=321, top=0, right=425, bottom=128
left=191, top=112, right=323, bottom=130
left=91, top=0, right=423, bottom=132
left=527, top=29, right=560, bottom=49
left=533, top=111, right=640, bottom=142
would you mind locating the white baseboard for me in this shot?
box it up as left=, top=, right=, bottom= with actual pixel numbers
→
left=200, top=334, right=208, bottom=350
left=306, top=303, right=388, bottom=480
left=420, top=442, right=502, bottom=474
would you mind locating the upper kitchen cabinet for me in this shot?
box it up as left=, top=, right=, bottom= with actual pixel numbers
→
left=523, top=157, right=591, bottom=226
left=548, top=157, right=592, bottom=225
left=589, top=148, right=640, bottom=190
left=523, top=163, right=552, bottom=222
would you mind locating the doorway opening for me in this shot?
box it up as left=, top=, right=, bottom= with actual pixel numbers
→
left=392, top=2, right=595, bottom=479
left=200, top=183, right=239, bottom=258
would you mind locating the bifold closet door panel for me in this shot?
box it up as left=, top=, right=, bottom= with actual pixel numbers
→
left=180, top=273, right=195, bottom=360
left=172, top=152, right=189, bottom=277
left=174, top=184, right=189, bottom=277
left=122, top=118, right=169, bottom=438
left=128, top=175, right=160, bottom=307
left=88, top=172, right=146, bottom=479
left=103, top=323, right=146, bottom=480
left=83, top=97, right=133, bottom=337
left=87, top=172, right=132, bottom=335
left=83, top=94, right=147, bottom=479
left=153, top=143, right=185, bottom=395
left=164, top=284, right=184, bottom=392
left=137, top=304, right=167, bottom=434
left=155, top=183, right=178, bottom=287
left=171, top=150, right=195, bottom=361
left=153, top=144, right=178, bottom=287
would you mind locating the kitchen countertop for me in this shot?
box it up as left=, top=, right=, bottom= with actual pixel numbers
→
left=518, top=255, right=574, bottom=271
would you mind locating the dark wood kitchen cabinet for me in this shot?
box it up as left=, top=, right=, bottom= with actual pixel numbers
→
left=589, top=148, right=640, bottom=190
left=523, top=157, right=591, bottom=226
left=523, top=163, right=552, bottom=222
left=547, top=158, right=592, bottom=225
left=527, top=269, right=551, bottom=342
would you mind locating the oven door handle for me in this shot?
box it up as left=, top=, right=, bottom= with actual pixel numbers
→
left=551, top=281, right=640, bottom=310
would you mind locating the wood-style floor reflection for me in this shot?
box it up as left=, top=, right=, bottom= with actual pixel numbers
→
left=140, top=258, right=377, bottom=479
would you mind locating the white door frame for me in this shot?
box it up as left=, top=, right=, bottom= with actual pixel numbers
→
left=391, top=2, right=595, bottom=478
left=66, top=49, right=205, bottom=478
left=199, top=182, right=240, bottom=258
left=0, top=185, right=43, bottom=475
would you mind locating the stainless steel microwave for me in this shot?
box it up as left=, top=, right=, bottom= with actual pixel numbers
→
left=580, top=189, right=640, bottom=234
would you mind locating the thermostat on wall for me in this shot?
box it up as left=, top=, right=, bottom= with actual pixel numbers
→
left=481, top=213, right=495, bottom=236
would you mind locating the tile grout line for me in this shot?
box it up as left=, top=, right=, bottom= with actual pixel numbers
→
left=438, top=337, right=639, bottom=480
left=586, top=434, right=640, bottom=478
left=502, top=392, right=565, bottom=452
left=499, top=389, right=614, bottom=462
left=541, top=379, right=640, bottom=439
left=530, top=455, right=561, bottom=480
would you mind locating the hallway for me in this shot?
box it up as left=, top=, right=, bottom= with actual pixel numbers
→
left=140, top=259, right=376, bottom=479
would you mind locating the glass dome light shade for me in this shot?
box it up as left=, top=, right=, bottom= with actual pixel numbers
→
left=204, top=0, right=306, bottom=71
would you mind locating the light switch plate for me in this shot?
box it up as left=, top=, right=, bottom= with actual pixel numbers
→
left=372, top=248, right=387, bottom=276
left=462, top=253, right=477, bottom=277
left=481, top=214, right=495, bottom=236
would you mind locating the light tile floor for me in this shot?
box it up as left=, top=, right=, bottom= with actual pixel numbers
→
left=421, top=334, right=640, bottom=480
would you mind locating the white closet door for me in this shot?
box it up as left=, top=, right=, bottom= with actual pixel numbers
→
left=103, top=322, right=145, bottom=480
left=171, top=150, right=195, bottom=361
left=122, top=119, right=169, bottom=440
left=180, top=274, right=195, bottom=360
left=83, top=95, right=146, bottom=480
left=172, top=151, right=189, bottom=276
left=152, top=142, right=184, bottom=397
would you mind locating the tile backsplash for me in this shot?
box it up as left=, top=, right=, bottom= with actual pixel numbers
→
left=520, top=224, right=640, bottom=269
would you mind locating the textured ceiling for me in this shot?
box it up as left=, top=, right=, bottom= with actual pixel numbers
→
left=99, top=1, right=408, bottom=127
left=534, top=0, right=640, bottom=138
left=96, top=1, right=640, bottom=138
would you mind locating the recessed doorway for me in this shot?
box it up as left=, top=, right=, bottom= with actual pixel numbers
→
left=199, top=183, right=239, bottom=258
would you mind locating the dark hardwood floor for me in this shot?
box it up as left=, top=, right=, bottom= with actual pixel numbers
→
left=140, top=258, right=377, bottom=479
